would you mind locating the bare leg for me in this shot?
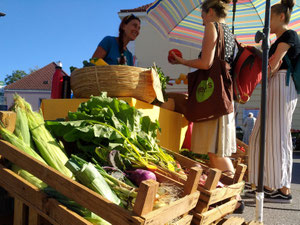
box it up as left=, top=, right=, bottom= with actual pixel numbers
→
left=208, top=152, right=235, bottom=177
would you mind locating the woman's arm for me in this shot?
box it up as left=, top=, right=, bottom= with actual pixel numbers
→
left=170, top=22, right=217, bottom=69
left=269, top=42, right=290, bottom=76
left=92, top=46, right=107, bottom=59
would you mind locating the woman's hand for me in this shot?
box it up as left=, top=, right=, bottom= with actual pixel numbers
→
left=169, top=52, right=185, bottom=65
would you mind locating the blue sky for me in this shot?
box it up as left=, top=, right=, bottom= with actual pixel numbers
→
left=0, top=0, right=152, bottom=82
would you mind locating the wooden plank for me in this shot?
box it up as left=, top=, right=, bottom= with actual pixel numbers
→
left=193, top=199, right=238, bottom=225
left=13, top=198, right=26, bottom=225
left=133, top=180, right=159, bottom=216
left=173, top=215, right=193, bottom=225
left=233, top=164, right=247, bottom=184
left=204, top=169, right=221, bottom=191
left=0, top=164, right=93, bottom=225
left=206, top=182, right=244, bottom=205
left=154, top=171, right=184, bottom=188
left=28, top=207, right=40, bottom=225
left=183, top=167, right=203, bottom=196
left=0, top=140, right=144, bottom=225
left=219, top=216, right=245, bottom=225
left=143, top=191, right=200, bottom=225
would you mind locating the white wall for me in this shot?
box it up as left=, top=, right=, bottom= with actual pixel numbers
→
left=5, top=90, right=51, bottom=111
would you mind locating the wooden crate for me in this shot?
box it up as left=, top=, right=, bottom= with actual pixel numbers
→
left=0, top=140, right=202, bottom=225
left=155, top=149, right=247, bottom=225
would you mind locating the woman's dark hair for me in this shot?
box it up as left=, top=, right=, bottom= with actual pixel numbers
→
left=118, top=14, right=140, bottom=65
left=271, top=0, right=295, bottom=24
left=201, top=0, right=231, bottom=18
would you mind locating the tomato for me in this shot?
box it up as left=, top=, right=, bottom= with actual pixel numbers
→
left=168, top=49, right=182, bottom=62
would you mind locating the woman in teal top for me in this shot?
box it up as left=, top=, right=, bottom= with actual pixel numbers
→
left=92, top=14, right=141, bottom=66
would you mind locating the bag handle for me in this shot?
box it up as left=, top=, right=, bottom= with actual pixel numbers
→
left=214, top=23, right=226, bottom=60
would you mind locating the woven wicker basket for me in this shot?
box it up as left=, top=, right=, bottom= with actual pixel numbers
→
left=70, top=65, right=157, bottom=103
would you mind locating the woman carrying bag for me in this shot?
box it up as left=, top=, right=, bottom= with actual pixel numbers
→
left=169, top=0, right=236, bottom=176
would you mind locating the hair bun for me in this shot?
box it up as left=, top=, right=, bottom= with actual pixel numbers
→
left=221, top=0, right=232, bottom=4
left=282, top=0, right=295, bottom=10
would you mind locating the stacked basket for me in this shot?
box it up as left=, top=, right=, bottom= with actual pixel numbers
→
left=70, top=65, right=157, bottom=103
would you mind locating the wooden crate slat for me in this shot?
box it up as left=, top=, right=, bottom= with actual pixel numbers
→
left=173, top=214, right=193, bottom=225
left=0, top=164, right=93, bottom=225
left=0, top=140, right=144, bottom=225
left=219, top=216, right=245, bottom=225
left=204, top=182, right=244, bottom=205
left=193, top=199, right=238, bottom=225
left=133, top=180, right=159, bottom=216
left=13, top=198, right=27, bottom=225
left=28, top=207, right=40, bottom=225
left=142, top=191, right=200, bottom=225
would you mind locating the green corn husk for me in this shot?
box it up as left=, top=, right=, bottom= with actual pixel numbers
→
left=14, top=104, right=34, bottom=149
left=13, top=94, right=73, bottom=178
left=0, top=126, right=47, bottom=164
left=11, top=165, right=47, bottom=189
left=66, top=158, right=121, bottom=205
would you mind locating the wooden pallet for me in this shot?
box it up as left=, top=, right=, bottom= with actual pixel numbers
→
left=0, top=140, right=202, bottom=225
left=156, top=149, right=247, bottom=225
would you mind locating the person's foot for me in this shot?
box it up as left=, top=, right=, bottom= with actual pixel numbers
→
left=244, top=188, right=274, bottom=198
left=264, top=189, right=292, bottom=204
left=233, top=200, right=245, bottom=214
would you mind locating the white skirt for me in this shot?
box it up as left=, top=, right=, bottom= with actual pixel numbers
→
left=191, top=109, right=236, bottom=157
left=248, top=70, right=298, bottom=189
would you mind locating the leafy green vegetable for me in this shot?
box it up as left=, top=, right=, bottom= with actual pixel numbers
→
left=66, top=157, right=121, bottom=205
left=46, top=93, right=176, bottom=172
left=179, top=149, right=209, bottom=163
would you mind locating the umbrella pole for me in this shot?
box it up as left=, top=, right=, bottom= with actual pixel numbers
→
left=254, top=0, right=271, bottom=222
left=232, top=0, right=237, bottom=34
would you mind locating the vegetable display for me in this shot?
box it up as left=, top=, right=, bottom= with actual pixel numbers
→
left=0, top=93, right=188, bottom=224
left=45, top=92, right=177, bottom=172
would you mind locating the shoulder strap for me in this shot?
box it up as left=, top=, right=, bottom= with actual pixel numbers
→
left=214, top=23, right=225, bottom=60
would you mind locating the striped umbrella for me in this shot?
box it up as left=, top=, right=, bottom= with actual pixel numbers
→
left=147, top=0, right=300, bottom=49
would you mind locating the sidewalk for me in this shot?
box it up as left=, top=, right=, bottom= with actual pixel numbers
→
left=230, top=151, right=300, bottom=225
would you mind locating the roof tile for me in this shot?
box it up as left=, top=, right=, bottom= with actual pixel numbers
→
left=119, top=3, right=152, bottom=13
left=5, top=62, right=69, bottom=90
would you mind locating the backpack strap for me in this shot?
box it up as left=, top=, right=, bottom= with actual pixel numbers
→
left=283, top=55, right=293, bottom=86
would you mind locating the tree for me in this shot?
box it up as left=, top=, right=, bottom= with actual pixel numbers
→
left=4, top=70, right=28, bottom=85
left=29, top=65, right=40, bottom=74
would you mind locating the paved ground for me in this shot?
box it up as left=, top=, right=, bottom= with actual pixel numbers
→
left=228, top=151, right=300, bottom=225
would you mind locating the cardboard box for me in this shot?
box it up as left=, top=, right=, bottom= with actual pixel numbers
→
left=40, top=98, right=188, bottom=152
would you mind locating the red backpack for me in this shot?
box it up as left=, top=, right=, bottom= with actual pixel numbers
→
left=231, top=41, right=263, bottom=104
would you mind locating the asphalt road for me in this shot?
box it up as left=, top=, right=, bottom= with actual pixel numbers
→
left=229, top=151, right=300, bottom=225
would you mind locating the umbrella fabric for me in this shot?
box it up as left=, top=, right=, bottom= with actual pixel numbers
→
left=147, top=0, right=300, bottom=49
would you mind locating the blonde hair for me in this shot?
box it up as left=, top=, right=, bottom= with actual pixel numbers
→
left=201, top=0, right=231, bottom=18
left=271, top=0, right=295, bottom=24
